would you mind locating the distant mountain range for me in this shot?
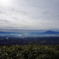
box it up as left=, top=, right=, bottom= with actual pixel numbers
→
left=0, top=30, right=59, bottom=35
left=0, top=30, right=59, bottom=45
left=29, top=30, right=59, bottom=34
left=43, top=30, right=59, bottom=34
left=0, top=31, right=21, bottom=34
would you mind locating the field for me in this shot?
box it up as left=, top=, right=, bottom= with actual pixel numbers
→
left=0, top=45, right=59, bottom=59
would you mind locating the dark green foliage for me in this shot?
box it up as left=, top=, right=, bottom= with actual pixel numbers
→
left=0, top=45, right=59, bottom=59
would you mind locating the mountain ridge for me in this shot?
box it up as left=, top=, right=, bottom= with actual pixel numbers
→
left=0, top=30, right=59, bottom=34
left=44, top=30, right=59, bottom=34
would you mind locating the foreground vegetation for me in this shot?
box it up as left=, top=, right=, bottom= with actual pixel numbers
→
left=0, top=45, right=59, bottom=59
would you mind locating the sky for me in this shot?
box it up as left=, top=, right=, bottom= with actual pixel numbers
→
left=0, top=0, right=59, bottom=32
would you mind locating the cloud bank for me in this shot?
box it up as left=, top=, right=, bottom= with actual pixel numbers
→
left=0, top=0, right=59, bottom=31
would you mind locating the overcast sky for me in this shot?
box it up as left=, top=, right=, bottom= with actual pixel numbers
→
left=0, top=0, right=59, bottom=31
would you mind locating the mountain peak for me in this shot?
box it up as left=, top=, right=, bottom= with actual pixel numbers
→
left=44, top=30, right=59, bottom=34
left=45, top=30, right=55, bottom=32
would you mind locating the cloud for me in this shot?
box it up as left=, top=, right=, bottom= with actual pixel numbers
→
left=0, top=19, right=9, bottom=23
left=0, top=0, right=59, bottom=31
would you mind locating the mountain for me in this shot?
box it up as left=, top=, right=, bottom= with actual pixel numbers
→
left=0, top=31, right=21, bottom=34
left=0, top=31, right=10, bottom=34
left=0, top=30, right=59, bottom=36
left=29, top=30, right=59, bottom=35
left=29, top=32, right=41, bottom=35
left=44, top=30, right=59, bottom=34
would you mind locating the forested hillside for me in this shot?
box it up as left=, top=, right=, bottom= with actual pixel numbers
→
left=0, top=45, right=59, bottom=59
